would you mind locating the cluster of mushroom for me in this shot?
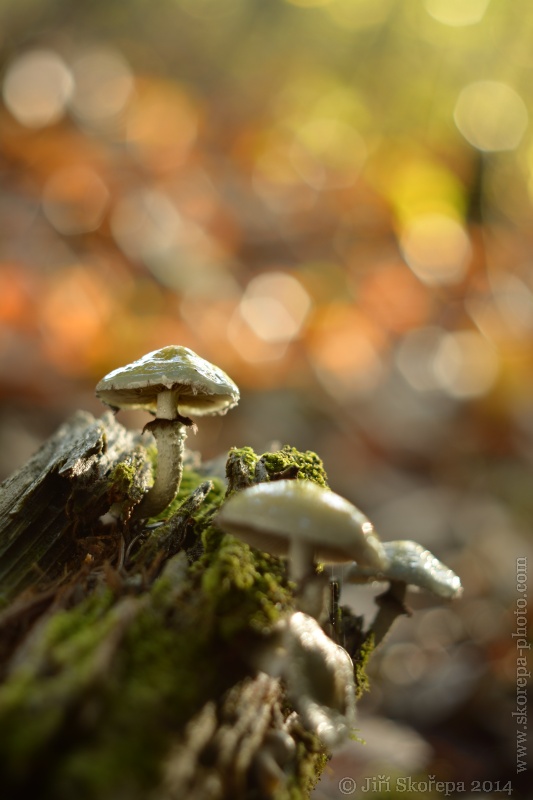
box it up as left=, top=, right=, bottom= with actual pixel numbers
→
left=215, top=479, right=462, bottom=601
left=215, top=479, right=462, bottom=749
left=96, top=345, right=462, bottom=752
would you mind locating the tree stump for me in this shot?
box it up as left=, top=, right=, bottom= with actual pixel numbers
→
left=0, top=411, right=362, bottom=799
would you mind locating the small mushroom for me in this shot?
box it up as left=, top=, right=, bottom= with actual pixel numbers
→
left=215, top=479, right=387, bottom=583
left=343, top=539, right=462, bottom=599
left=342, top=540, right=462, bottom=647
left=96, top=345, right=239, bottom=518
left=283, top=611, right=357, bottom=749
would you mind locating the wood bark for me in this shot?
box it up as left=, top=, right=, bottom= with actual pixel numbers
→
left=0, top=412, right=329, bottom=800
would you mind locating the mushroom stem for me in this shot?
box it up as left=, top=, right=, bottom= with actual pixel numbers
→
left=369, top=580, right=410, bottom=647
left=288, top=539, right=313, bottom=583
left=156, top=389, right=178, bottom=420
left=133, top=419, right=187, bottom=519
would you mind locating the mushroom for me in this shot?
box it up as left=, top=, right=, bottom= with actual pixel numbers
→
left=343, top=539, right=462, bottom=599
left=283, top=611, right=357, bottom=749
left=341, top=540, right=462, bottom=647
left=249, top=611, right=357, bottom=748
left=215, top=479, right=387, bottom=583
left=96, top=345, right=239, bottom=518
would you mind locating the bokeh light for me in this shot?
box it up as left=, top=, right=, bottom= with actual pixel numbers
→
left=307, top=305, right=384, bottom=399
left=454, top=81, right=528, bottom=152
left=425, top=0, right=491, bottom=27
left=399, top=214, right=471, bottom=286
left=357, top=263, right=430, bottom=334
left=69, top=46, right=135, bottom=127
left=126, top=81, right=199, bottom=171
left=238, top=271, right=311, bottom=345
left=432, top=330, right=499, bottom=398
left=42, top=166, right=109, bottom=235
left=111, top=188, right=183, bottom=266
left=396, top=327, right=446, bottom=392
left=290, top=118, right=367, bottom=189
left=39, top=265, right=113, bottom=375
left=379, top=643, right=428, bottom=686
left=2, top=49, right=73, bottom=128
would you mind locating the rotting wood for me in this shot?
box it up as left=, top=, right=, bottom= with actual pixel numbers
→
left=0, top=412, right=334, bottom=800
left=0, top=411, right=150, bottom=601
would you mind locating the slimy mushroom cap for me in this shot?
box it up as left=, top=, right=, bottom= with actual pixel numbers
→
left=284, top=611, right=356, bottom=749
left=216, top=479, right=387, bottom=570
left=345, top=539, right=462, bottom=599
left=95, top=345, right=240, bottom=417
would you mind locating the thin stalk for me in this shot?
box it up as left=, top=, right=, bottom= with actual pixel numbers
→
left=369, top=580, right=410, bottom=647
left=156, top=389, right=179, bottom=420
left=133, top=420, right=187, bottom=519
left=288, top=539, right=312, bottom=583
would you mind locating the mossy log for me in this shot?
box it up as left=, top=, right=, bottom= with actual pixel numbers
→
left=0, top=411, right=370, bottom=800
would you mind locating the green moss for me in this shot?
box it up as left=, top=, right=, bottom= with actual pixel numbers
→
left=225, top=445, right=259, bottom=494
left=106, top=450, right=150, bottom=511
left=228, top=445, right=258, bottom=471
left=144, top=442, right=157, bottom=468
left=199, top=533, right=293, bottom=638
left=45, top=587, right=222, bottom=797
left=281, top=736, right=329, bottom=800
left=148, top=467, right=226, bottom=524
left=353, top=632, right=375, bottom=698
left=259, top=445, right=328, bottom=487
left=225, top=443, right=328, bottom=496
left=109, top=460, right=138, bottom=494
left=0, top=588, right=117, bottom=780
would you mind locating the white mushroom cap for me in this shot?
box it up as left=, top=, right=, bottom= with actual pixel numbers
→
left=284, top=611, right=356, bottom=749
left=95, top=345, right=239, bottom=417
left=344, top=540, right=462, bottom=599
left=215, top=480, right=387, bottom=570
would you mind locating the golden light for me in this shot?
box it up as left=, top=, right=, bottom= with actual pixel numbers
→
left=111, top=187, right=225, bottom=289
left=40, top=266, right=113, bottom=374
left=491, top=274, right=533, bottom=335
left=454, top=81, right=528, bottom=152
left=0, top=263, right=34, bottom=330
left=227, top=313, right=289, bottom=365
left=2, top=49, right=73, bottom=129
left=400, top=213, right=471, bottom=286
left=396, top=327, right=445, bottom=392
left=42, top=166, right=109, bottom=235
left=379, top=151, right=467, bottom=225
left=111, top=188, right=182, bottom=263
left=238, top=271, right=311, bottom=345
left=307, top=305, right=384, bottom=399
left=69, top=46, right=134, bottom=125
left=252, top=135, right=317, bottom=213
left=425, top=0, right=490, bottom=27
left=432, top=330, right=499, bottom=399
left=290, top=118, right=367, bottom=190
left=357, top=262, right=430, bottom=334
left=468, top=274, right=533, bottom=343
left=127, top=81, right=199, bottom=171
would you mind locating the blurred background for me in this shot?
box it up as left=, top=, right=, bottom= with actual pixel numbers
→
left=0, top=0, right=531, bottom=796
